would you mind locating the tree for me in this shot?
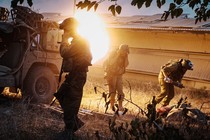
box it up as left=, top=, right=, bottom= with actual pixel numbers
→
left=11, top=0, right=33, bottom=8
left=76, top=0, right=210, bottom=24
left=10, top=0, right=210, bottom=24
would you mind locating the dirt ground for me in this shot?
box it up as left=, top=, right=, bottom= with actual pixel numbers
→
left=0, top=98, right=134, bottom=140
left=0, top=96, right=210, bottom=140
left=0, top=78, right=210, bottom=140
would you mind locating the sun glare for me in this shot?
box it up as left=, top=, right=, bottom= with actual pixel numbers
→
left=74, top=10, right=110, bottom=64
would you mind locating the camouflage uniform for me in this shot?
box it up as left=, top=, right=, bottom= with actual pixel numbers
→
left=55, top=31, right=92, bottom=131
left=103, top=45, right=129, bottom=111
left=155, top=59, right=188, bottom=106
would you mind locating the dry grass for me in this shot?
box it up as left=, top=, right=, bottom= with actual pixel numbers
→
left=0, top=76, right=209, bottom=139
left=82, top=76, right=210, bottom=115
left=0, top=100, right=64, bottom=139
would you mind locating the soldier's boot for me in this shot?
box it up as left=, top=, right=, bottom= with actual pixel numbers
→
left=118, top=100, right=128, bottom=116
left=118, top=100, right=123, bottom=111
left=56, top=129, right=75, bottom=140
left=73, top=117, right=85, bottom=132
left=0, top=92, right=8, bottom=103
left=110, top=99, right=115, bottom=112
left=105, top=99, right=115, bottom=114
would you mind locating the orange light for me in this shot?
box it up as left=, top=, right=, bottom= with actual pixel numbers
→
left=74, top=10, right=110, bottom=64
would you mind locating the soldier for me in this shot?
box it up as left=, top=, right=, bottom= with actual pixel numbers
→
left=54, top=17, right=92, bottom=139
left=155, top=59, right=193, bottom=107
left=103, top=44, right=129, bottom=115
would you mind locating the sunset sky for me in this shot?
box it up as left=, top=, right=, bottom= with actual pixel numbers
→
left=0, top=0, right=195, bottom=17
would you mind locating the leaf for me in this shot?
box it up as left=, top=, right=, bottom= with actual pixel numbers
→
left=171, top=10, right=175, bottom=18
left=108, top=5, right=115, bottom=11
left=145, top=0, right=152, bottom=8
left=108, top=5, right=116, bottom=16
left=116, top=5, right=122, bottom=14
left=204, top=0, right=209, bottom=3
left=176, top=8, right=183, bottom=17
left=161, top=0, right=166, bottom=5
left=84, top=0, right=91, bottom=6
left=195, top=8, right=199, bottom=13
left=206, top=9, right=210, bottom=18
left=203, top=15, right=207, bottom=21
left=189, top=1, right=195, bottom=9
left=169, top=3, right=176, bottom=10
left=27, top=0, right=33, bottom=7
left=137, top=0, right=144, bottom=9
left=131, top=0, right=138, bottom=6
left=11, top=0, right=18, bottom=8
left=76, top=1, right=83, bottom=9
left=195, top=17, right=199, bottom=24
left=186, top=0, right=191, bottom=4
left=161, top=12, right=166, bottom=19
left=20, top=0, right=24, bottom=4
left=87, top=1, right=96, bottom=11
left=175, top=0, right=183, bottom=5
left=194, top=0, right=201, bottom=4
left=204, top=0, right=209, bottom=6
left=11, top=0, right=17, bottom=8
left=164, top=11, right=170, bottom=20
left=112, top=8, right=116, bottom=16
left=94, top=3, right=98, bottom=11
left=199, top=17, right=202, bottom=22
left=157, top=0, right=161, bottom=8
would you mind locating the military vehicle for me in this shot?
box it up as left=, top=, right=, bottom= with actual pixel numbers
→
left=0, top=6, right=63, bottom=103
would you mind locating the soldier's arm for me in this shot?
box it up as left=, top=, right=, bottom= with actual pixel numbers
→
left=125, top=55, right=129, bottom=67
left=59, top=32, right=73, bottom=59
left=162, top=63, right=178, bottom=77
left=60, top=39, right=81, bottom=59
left=60, top=43, right=71, bottom=59
left=162, top=63, right=179, bottom=83
left=103, top=58, right=108, bottom=70
left=179, top=73, right=185, bottom=82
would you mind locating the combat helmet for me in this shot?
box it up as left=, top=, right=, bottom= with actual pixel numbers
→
left=59, top=17, right=78, bottom=31
left=119, top=44, right=129, bottom=53
left=181, top=59, right=193, bottom=70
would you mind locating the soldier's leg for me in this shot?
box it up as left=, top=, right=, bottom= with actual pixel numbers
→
left=107, top=77, right=117, bottom=111
left=162, top=84, right=174, bottom=106
left=54, top=82, right=69, bottom=109
left=155, top=78, right=170, bottom=105
left=116, top=76, right=124, bottom=111
left=62, top=73, right=87, bottom=131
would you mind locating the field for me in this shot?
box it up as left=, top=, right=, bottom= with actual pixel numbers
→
left=0, top=75, right=209, bottom=139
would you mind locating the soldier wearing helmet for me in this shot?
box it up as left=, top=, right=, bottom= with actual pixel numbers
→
left=155, top=59, right=193, bottom=107
left=103, top=44, right=129, bottom=115
left=54, top=17, right=92, bottom=138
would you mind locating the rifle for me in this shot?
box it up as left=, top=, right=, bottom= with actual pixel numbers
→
left=50, top=59, right=63, bottom=106
left=164, top=77, right=185, bottom=88
left=172, top=81, right=185, bottom=88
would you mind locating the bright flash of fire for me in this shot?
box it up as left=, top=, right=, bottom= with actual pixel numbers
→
left=74, top=10, right=110, bottom=64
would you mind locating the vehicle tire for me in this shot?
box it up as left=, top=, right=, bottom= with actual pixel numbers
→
left=0, top=87, right=4, bottom=94
left=24, top=66, right=57, bottom=104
